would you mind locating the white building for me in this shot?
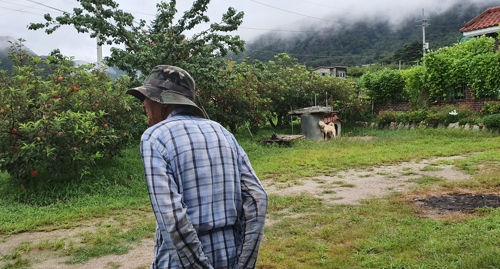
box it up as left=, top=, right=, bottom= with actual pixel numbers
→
left=313, top=66, right=347, bottom=79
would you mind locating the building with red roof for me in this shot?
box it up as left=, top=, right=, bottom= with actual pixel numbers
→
left=460, top=6, right=500, bottom=38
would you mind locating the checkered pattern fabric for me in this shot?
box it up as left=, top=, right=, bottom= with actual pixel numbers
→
left=140, top=107, right=268, bottom=269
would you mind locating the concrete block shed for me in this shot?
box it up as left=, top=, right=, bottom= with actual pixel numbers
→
left=288, top=106, right=342, bottom=140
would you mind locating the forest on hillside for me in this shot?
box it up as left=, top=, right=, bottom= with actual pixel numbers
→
left=230, top=0, right=497, bottom=67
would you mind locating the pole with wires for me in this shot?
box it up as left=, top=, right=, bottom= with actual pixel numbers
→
left=422, top=8, right=428, bottom=56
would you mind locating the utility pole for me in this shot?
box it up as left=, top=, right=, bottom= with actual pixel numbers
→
left=422, top=8, right=428, bottom=56
left=97, top=33, right=103, bottom=71
left=27, top=0, right=103, bottom=68
left=96, top=8, right=103, bottom=71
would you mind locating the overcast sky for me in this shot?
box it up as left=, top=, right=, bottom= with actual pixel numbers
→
left=0, top=0, right=491, bottom=63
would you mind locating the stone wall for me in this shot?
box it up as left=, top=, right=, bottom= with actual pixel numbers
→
left=360, top=121, right=486, bottom=132
left=373, top=86, right=497, bottom=113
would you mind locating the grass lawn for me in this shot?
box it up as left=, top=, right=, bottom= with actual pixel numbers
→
left=1, top=125, right=500, bottom=268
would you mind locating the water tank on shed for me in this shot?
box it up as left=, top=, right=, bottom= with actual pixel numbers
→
left=288, top=106, right=341, bottom=141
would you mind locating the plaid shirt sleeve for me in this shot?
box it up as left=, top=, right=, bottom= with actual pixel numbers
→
left=141, top=138, right=214, bottom=269
left=235, top=148, right=268, bottom=269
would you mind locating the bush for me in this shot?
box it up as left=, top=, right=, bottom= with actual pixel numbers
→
left=406, top=109, right=428, bottom=124
left=482, top=114, right=500, bottom=130
left=455, top=104, right=477, bottom=125
left=481, top=101, right=500, bottom=115
left=376, top=110, right=397, bottom=126
left=401, top=65, right=428, bottom=110
left=458, top=118, right=468, bottom=126
left=394, top=111, right=409, bottom=124
left=360, top=69, right=405, bottom=103
left=424, top=105, right=473, bottom=126
left=425, top=106, right=447, bottom=126
left=0, top=44, right=145, bottom=186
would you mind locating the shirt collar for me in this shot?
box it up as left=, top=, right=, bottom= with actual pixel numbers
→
left=168, top=106, right=197, bottom=118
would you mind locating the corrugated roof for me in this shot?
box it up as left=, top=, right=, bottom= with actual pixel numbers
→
left=314, top=66, right=347, bottom=70
left=460, top=6, right=500, bottom=33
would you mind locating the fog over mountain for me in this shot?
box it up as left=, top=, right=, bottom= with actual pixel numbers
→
left=0, top=37, right=124, bottom=78
left=1, top=0, right=495, bottom=64
left=0, top=36, right=36, bottom=55
left=1, top=0, right=498, bottom=69
left=230, top=0, right=498, bottom=67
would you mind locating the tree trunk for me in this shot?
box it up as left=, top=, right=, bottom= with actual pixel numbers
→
left=229, top=123, right=237, bottom=133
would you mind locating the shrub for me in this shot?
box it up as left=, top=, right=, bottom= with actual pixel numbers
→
left=425, top=106, right=446, bottom=126
left=481, top=101, right=500, bottom=115
left=482, top=114, right=500, bottom=130
left=425, top=105, right=472, bottom=126
left=455, top=104, right=477, bottom=125
left=458, top=118, right=468, bottom=126
left=361, top=69, right=405, bottom=103
left=0, top=43, right=145, bottom=186
left=394, top=111, right=409, bottom=124
left=401, top=65, right=428, bottom=110
left=406, top=109, right=428, bottom=124
left=377, top=110, right=397, bottom=126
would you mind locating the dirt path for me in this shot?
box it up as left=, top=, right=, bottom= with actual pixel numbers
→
left=0, top=155, right=472, bottom=269
left=263, top=155, right=470, bottom=205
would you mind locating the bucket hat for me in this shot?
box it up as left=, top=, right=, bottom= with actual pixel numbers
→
left=126, top=65, right=207, bottom=118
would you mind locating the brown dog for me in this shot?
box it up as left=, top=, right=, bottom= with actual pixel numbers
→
left=319, top=120, right=336, bottom=140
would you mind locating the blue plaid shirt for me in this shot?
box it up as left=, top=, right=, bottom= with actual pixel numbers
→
left=140, top=107, right=268, bottom=269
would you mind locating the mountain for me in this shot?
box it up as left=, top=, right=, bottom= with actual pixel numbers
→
left=0, top=36, right=36, bottom=55
left=0, top=36, right=38, bottom=71
left=230, top=0, right=498, bottom=67
left=2, top=1, right=497, bottom=72
left=0, top=37, right=125, bottom=78
left=73, top=60, right=127, bottom=78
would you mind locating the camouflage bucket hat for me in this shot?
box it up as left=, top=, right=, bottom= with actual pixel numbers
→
left=126, top=65, right=207, bottom=118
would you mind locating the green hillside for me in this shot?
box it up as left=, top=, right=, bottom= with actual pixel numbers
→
left=231, top=1, right=497, bottom=67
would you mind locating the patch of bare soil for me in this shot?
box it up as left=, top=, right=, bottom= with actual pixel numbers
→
left=0, top=213, right=154, bottom=269
left=262, top=153, right=500, bottom=220
left=3, top=153, right=499, bottom=268
left=415, top=193, right=500, bottom=212
left=31, top=239, right=152, bottom=269
left=263, top=155, right=471, bottom=205
left=409, top=192, right=500, bottom=220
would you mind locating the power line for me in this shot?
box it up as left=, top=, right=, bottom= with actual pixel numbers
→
left=21, top=1, right=333, bottom=35
left=249, top=0, right=346, bottom=24
left=25, top=0, right=103, bottom=68
left=239, top=26, right=313, bottom=33
left=116, top=6, right=314, bottom=34
left=0, top=5, right=43, bottom=16
left=26, top=0, right=67, bottom=13
left=0, top=0, right=59, bottom=13
left=293, top=0, right=350, bottom=11
left=4, top=0, right=358, bottom=57
left=119, top=7, right=323, bottom=35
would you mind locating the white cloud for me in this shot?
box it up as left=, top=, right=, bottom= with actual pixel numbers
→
left=0, top=0, right=495, bottom=63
